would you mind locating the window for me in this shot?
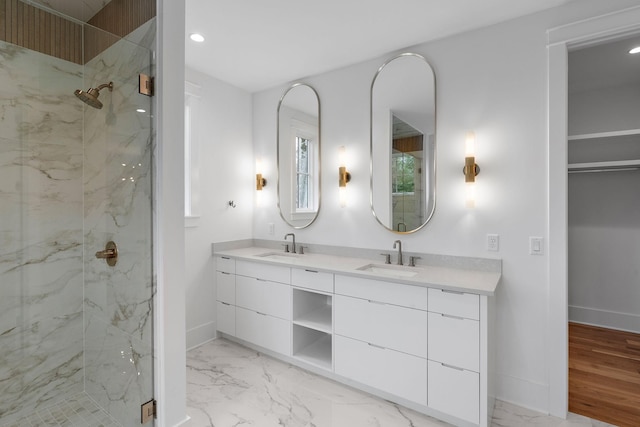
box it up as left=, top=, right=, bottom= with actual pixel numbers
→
left=391, top=152, right=416, bottom=195
left=295, top=135, right=314, bottom=211
left=184, top=81, right=201, bottom=226
left=289, top=119, right=318, bottom=215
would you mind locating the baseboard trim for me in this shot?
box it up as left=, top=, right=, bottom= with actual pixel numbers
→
left=495, top=373, right=549, bottom=414
left=569, top=305, right=640, bottom=333
left=186, top=322, right=217, bottom=350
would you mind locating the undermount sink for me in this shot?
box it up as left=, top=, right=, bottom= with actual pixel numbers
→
left=356, top=263, right=420, bottom=278
left=255, top=251, right=301, bottom=262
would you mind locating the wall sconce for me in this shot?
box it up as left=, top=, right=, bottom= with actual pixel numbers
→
left=256, top=159, right=267, bottom=207
left=256, top=159, right=267, bottom=191
left=338, top=146, right=351, bottom=207
left=463, top=131, right=480, bottom=208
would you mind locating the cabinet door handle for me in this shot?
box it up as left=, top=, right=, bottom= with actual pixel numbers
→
left=441, top=289, right=464, bottom=295
left=441, top=363, right=465, bottom=371
left=256, top=278, right=267, bottom=282
left=368, top=299, right=386, bottom=305
left=441, top=313, right=465, bottom=321
left=256, top=311, right=267, bottom=316
left=367, top=343, right=385, bottom=350
left=220, top=272, right=231, bottom=275
left=304, top=269, right=318, bottom=273
left=220, top=302, right=231, bottom=306
left=221, top=256, right=231, bottom=260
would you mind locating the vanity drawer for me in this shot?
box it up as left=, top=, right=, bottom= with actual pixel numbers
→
left=428, top=312, right=479, bottom=372
left=236, top=260, right=290, bottom=284
left=428, top=288, right=479, bottom=320
left=215, top=256, right=236, bottom=274
left=216, top=301, right=235, bottom=336
left=334, top=294, right=428, bottom=358
left=236, top=307, right=291, bottom=355
left=335, top=334, right=427, bottom=405
left=291, top=268, right=334, bottom=293
left=236, top=275, right=291, bottom=320
left=216, top=271, right=235, bottom=304
left=334, top=275, right=428, bottom=310
left=428, top=360, right=479, bottom=424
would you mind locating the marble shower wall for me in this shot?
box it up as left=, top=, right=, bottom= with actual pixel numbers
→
left=82, top=21, right=154, bottom=427
left=0, top=41, right=84, bottom=423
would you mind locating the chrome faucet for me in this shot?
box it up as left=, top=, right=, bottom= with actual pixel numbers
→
left=393, top=240, right=403, bottom=265
left=284, top=233, right=296, bottom=254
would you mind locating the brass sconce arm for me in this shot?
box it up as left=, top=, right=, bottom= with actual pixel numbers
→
left=338, top=166, right=351, bottom=187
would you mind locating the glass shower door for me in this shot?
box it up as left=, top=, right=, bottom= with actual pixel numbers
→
left=81, top=23, right=155, bottom=427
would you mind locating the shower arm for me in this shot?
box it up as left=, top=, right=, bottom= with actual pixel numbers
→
left=95, top=82, right=114, bottom=92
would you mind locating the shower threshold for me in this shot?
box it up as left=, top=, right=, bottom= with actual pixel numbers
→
left=0, top=393, right=121, bottom=427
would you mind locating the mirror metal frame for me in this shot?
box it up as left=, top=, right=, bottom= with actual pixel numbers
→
left=370, top=52, right=437, bottom=234
left=277, top=82, right=321, bottom=229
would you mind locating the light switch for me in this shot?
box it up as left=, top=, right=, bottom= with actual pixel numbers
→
left=529, top=237, right=544, bottom=255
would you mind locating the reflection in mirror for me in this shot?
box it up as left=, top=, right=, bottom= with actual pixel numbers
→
left=277, top=83, right=321, bottom=228
left=371, top=53, right=436, bottom=233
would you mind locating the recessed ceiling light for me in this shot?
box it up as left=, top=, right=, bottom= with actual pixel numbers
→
left=190, top=33, right=205, bottom=43
left=629, top=46, right=640, bottom=54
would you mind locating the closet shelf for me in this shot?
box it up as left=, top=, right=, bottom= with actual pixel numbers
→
left=568, top=129, right=640, bottom=141
left=568, top=159, right=640, bottom=173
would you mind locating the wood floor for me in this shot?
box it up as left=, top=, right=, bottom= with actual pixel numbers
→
left=569, top=322, right=640, bottom=427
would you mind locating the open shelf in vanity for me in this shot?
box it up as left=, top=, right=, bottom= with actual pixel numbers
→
left=291, top=283, right=333, bottom=370
left=292, top=288, right=333, bottom=369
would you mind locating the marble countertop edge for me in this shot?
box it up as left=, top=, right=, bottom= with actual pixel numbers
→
left=213, top=245, right=501, bottom=296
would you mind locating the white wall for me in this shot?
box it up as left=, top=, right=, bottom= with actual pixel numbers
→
left=248, top=0, right=640, bottom=414
left=184, top=68, right=254, bottom=349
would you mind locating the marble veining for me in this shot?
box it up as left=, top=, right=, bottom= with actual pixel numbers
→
left=186, top=339, right=617, bottom=427
left=0, top=39, right=84, bottom=424
left=81, top=22, right=154, bottom=427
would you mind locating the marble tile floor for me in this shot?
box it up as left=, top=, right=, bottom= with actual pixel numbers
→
left=0, top=393, right=121, bottom=427
left=187, top=339, right=617, bottom=427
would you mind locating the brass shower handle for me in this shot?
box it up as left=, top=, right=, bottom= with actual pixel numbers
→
left=95, top=241, right=118, bottom=266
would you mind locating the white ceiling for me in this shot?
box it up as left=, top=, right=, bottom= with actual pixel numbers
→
left=185, top=0, right=572, bottom=93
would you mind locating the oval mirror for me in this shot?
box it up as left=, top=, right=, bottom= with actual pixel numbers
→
left=277, top=83, right=321, bottom=229
left=370, top=53, right=436, bottom=233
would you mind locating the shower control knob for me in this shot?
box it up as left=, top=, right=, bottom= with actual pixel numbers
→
left=95, top=241, right=118, bottom=267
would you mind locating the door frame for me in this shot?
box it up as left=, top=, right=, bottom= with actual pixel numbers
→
left=547, top=5, right=640, bottom=418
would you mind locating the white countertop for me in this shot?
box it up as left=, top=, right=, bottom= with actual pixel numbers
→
left=214, top=246, right=501, bottom=296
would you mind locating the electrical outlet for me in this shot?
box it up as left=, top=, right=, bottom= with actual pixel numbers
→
left=487, top=234, right=499, bottom=252
left=268, top=223, right=275, bottom=235
left=529, top=236, right=544, bottom=255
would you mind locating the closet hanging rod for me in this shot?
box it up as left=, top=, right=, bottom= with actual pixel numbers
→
left=568, top=167, right=640, bottom=174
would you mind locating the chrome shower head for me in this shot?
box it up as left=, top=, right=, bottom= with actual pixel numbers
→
left=74, top=81, right=113, bottom=109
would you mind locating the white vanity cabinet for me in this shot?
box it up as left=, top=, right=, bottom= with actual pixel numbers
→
left=213, top=250, right=496, bottom=427
left=427, top=288, right=481, bottom=424
left=334, top=275, right=429, bottom=405
left=215, top=256, right=236, bottom=336
left=235, top=260, right=291, bottom=355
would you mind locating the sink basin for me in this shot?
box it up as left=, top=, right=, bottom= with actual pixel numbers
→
left=356, top=263, right=420, bottom=278
left=255, top=251, right=301, bottom=262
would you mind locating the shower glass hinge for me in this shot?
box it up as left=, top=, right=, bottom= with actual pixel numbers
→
left=139, top=73, right=154, bottom=96
left=141, top=399, right=156, bottom=424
